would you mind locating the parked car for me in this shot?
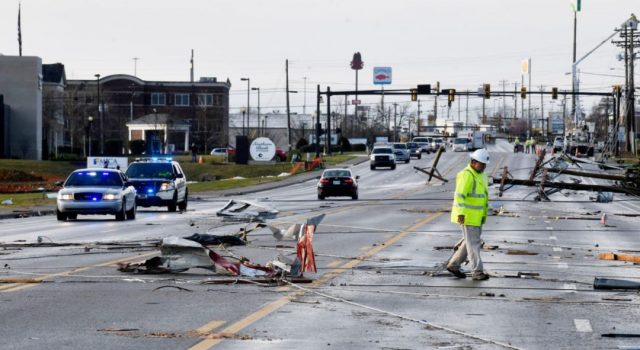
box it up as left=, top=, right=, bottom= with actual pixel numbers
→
left=453, top=137, right=471, bottom=152
left=405, top=142, right=422, bottom=159
left=210, top=147, right=236, bottom=156
left=274, top=148, right=287, bottom=162
left=125, top=158, right=188, bottom=212
left=392, top=143, right=410, bottom=163
left=56, top=168, right=137, bottom=221
left=369, top=146, right=396, bottom=170
left=317, top=168, right=359, bottom=200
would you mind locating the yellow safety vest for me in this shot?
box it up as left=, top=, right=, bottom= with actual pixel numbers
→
left=451, top=164, right=489, bottom=227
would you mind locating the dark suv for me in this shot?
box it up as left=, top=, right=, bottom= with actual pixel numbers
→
left=125, top=158, right=188, bottom=212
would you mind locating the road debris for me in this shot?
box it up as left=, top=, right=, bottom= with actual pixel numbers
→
left=414, top=147, right=449, bottom=183
left=216, top=199, right=279, bottom=222
left=598, top=252, right=640, bottom=263
left=594, top=277, right=640, bottom=290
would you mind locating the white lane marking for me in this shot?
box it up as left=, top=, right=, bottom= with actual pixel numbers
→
left=549, top=236, right=557, bottom=240
left=552, top=256, right=561, bottom=260
left=544, top=220, right=550, bottom=224
left=563, top=284, right=577, bottom=291
left=553, top=247, right=562, bottom=252
left=557, top=263, right=569, bottom=269
left=546, top=226, right=554, bottom=230
left=574, top=319, right=593, bottom=333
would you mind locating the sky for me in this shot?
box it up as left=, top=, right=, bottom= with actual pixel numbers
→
left=0, top=0, right=638, bottom=122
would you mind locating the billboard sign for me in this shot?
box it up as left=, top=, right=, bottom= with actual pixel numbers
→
left=373, top=67, right=392, bottom=85
left=250, top=137, right=276, bottom=161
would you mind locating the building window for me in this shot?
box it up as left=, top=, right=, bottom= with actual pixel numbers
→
left=151, top=93, right=166, bottom=106
left=175, top=93, right=190, bottom=106
left=197, top=94, right=214, bottom=106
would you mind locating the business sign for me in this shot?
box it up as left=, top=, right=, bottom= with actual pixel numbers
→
left=87, top=157, right=128, bottom=171
left=352, top=99, right=361, bottom=105
left=373, top=67, right=392, bottom=85
left=250, top=137, right=276, bottom=161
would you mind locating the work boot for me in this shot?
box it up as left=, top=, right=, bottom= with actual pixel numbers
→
left=472, top=272, right=490, bottom=281
left=446, top=266, right=466, bottom=279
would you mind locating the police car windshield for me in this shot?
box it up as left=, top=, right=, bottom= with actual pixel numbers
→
left=65, top=171, right=123, bottom=187
left=126, top=163, right=174, bottom=179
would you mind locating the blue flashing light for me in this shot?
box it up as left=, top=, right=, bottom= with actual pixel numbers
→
left=92, top=197, right=98, bottom=201
left=151, top=158, right=158, bottom=161
left=102, top=172, right=109, bottom=176
left=146, top=189, right=154, bottom=194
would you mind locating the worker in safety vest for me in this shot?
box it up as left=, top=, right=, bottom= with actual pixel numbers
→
left=446, top=149, right=490, bottom=281
left=529, top=137, right=536, bottom=154
left=513, top=137, right=520, bottom=153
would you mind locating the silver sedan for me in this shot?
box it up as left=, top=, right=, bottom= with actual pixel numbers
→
left=56, top=169, right=137, bottom=221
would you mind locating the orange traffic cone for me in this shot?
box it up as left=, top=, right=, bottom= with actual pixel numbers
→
left=198, top=155, right=204, bottom=164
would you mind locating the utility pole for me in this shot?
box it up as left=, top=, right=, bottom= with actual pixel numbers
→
left=571, top=7, right=578, bottom=125
left=393, top=103, right=398, bottom=142
left=514, top=82, right=518, bottom=119
left=303, top=76, right=307, bottom=115
left=500, top=80, right=508, bottom=119
left=465, top=90, right=469, bottom=127
left=326, top=87, right=331, bottom=155
left=417, top=99, right=421, bottom=136
left=540, top=85, right=545, bottom=138
left=286, top=59, right=291, bottom=151
left=316, top=84, right=321, bottom=158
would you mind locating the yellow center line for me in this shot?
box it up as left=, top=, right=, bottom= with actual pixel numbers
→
left=195, top=320, right=226, bottom=334
left=188, top=212, right=444, bottom=350
left=0, top=251, right=157, bottom=293
left=326, top=260, right=342, bottom=268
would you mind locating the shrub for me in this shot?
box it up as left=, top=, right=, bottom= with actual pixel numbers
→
left=105, top=140, right=123, bottom=155
left=351, top=144, right=366, bottom=152
left=129, top=140, right=146, bottom=155
left=296, top=138, right=309, bottom=150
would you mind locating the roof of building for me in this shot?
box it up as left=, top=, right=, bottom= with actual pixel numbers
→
left=67, top=74, right=231, bottom=89
left=42, top=63, right=66, bottom=85
left=126, top=113, right=190, bottom=126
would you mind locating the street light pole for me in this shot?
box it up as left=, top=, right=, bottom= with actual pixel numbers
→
left=240, top=77, right=250, bottom=135
left=87, top=116, right=93, bottom=157
left=95, top=74, right=103, bottom=155
left=252, top=87, right=260, bottom=136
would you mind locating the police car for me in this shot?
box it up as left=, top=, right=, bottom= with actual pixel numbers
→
left=125, top=158, right=188, bottom=212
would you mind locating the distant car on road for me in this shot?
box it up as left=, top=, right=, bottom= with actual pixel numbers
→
left=431, top=138, right=445, bottom=151
left=553, top=137, right=564, bottom=152
left=412, top=137, right=434, bottom=154
left=125, top=158, right=188, bottom=212
left=56, top=168, right=137, bottom=221
left=317, top=168, right=359, bottom=200
left=406, top=142, right=422, bottom=159
left=453, top=137, right=471, bottom=152
left=370, top=146, right=396, bottom=170
left=392, top=143, right=411, bottom=163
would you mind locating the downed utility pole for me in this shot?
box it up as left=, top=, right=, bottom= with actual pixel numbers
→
left=495, top=166, right=640, bottom=197
left=414, top=147, right=448, bottom=183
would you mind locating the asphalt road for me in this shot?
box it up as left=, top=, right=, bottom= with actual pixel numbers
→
left=1, top=140, right=640, bottom=350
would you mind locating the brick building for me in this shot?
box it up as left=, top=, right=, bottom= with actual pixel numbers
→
left=64, top=74, right=230, bottom=155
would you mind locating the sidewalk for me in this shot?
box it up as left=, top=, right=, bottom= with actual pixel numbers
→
left=0, top=155, right=369, bottom=220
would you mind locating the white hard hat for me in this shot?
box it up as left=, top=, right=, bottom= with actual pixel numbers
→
left=470, top=148, right=490, bottom=164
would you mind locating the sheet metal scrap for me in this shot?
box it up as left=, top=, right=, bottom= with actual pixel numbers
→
left=216, top=199, right=279, bottom=222
left=270, top=214, right=325, bottom=241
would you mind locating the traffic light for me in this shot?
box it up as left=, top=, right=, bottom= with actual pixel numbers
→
left=483, top=84, right=490, bottom=99
left=613, top=85, right=622, bottom=98
left=551, top=87, right=558, bottom=100
left=448, top=89, right=456, bottom=103
left=410, top=89, right=418, bottom=101
left=417, top=84, right=431, bottom=94
left=520, top=87, right=527, bottom=99
left=447, top=89, right=455, bottom=107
